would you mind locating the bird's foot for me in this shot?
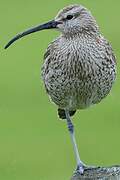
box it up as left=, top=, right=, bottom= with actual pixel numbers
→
left=75, top=165, right=100, bottom=175
left=74, top=164, right=96, bottom=175
left=74, top=163, right=85, bottom=175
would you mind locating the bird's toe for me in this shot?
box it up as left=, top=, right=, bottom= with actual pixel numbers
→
left=74, top=164, right=85, bottom=175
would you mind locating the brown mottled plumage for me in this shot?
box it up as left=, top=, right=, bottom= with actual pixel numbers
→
left=5, top=4, right=116, bottom=175
left=42, top=5, right=116, bottom=118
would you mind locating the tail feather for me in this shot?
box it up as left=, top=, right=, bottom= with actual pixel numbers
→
left=58, top=108, right=76, bottom=119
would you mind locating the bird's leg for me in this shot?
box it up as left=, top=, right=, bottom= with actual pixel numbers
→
left=65, top=109, right=85, bottom=174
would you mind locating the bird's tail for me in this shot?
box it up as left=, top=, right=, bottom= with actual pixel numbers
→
left=58, top=108, right=76, bottom=119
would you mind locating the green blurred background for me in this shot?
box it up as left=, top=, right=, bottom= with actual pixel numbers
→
left=0, top=0, right=120, bottom=179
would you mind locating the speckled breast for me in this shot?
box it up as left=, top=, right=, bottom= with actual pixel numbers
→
left=41, top=35, right=116, bottom=110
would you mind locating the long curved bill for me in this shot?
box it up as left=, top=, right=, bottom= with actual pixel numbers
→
left=5, top=20, right=60, bottom=49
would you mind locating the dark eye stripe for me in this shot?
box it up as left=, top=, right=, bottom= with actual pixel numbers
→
left=74, top=12, right=80, bottom=18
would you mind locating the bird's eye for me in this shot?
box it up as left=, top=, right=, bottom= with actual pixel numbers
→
left=66, top=15, right=74, bottom=20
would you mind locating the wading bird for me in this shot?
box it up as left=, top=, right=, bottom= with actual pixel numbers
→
left=5, top=4, right=116, bottom=174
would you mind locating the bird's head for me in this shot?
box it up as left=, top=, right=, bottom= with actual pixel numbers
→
left=5, top=4, right=99, bottom=49
left=55, top=4, right=99, bottom=36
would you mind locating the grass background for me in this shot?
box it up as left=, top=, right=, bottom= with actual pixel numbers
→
left=0, top=0, right=120, bottom=179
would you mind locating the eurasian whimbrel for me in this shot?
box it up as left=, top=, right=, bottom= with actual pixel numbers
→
left=5, top=4, right=116, bottom=174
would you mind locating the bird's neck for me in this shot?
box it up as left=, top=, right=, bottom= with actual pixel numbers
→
left=62, top=30, right=100, bottom=41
